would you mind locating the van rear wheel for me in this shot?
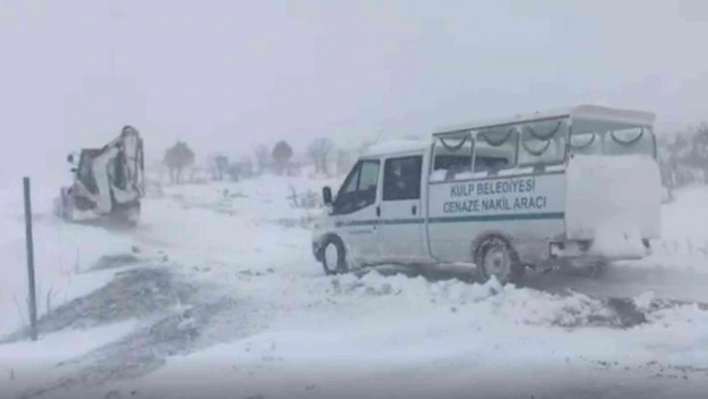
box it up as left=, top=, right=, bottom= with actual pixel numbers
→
left=322, top=237, right=347, bottom=275
left=475, top=236, right=524, bottom=285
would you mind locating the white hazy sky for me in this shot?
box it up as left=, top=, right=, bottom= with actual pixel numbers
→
left=1, top=0, right=707, bottom=182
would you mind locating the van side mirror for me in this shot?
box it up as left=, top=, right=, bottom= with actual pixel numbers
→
left=322, top=186, right=333, bottom=205
left=70, top=168, right=77, bottom=173
left=67, top=154, right=74, bottom=163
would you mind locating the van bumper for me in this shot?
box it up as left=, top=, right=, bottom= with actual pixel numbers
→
left=549, top=238, right=652, bottom=261
left=312, top=240, right=324, bottom=262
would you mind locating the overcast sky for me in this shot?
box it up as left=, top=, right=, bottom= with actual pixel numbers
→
left=1, top=0, right=707, bottom=182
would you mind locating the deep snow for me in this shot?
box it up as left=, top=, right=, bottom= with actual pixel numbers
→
left=0, top=174, right=707, bottom=398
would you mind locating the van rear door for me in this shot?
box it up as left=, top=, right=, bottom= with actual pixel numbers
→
left=565, top=154, right=661, bottom=240
left=565, top=128, right=662, bottom=258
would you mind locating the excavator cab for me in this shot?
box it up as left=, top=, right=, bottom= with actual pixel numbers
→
left=75, top=150, right=101, bottom=195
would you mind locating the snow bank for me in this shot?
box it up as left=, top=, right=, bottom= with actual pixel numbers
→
left=625, top=185, right=708, bottom=275
left=0, top=179, right=62, bottom=220
left=113, top=267, right=708, bottom=399
left=0, top=321, right=137, bottom=398
left=161, top=174, right=340, bottom=227
left=333, top=271, right=621, bottom=328
left=0, top=179, right=141, bottom=337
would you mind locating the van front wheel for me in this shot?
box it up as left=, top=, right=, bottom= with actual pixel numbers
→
left=475, top=236, right=524, bottom=285
left=322, top=237, right=347, bottom=275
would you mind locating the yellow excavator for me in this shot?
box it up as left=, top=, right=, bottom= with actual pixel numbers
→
left=55, top=125, right=145, bottom=227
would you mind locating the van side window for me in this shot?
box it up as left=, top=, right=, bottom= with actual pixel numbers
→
left=474, top=127, right=518, bottom=174
left=517, top=118, right=568, bottom=167
left=604, top=128, right=655, bottom=157
left=333, top=160, right=380, bottom=215
left=384, top=156, right=423, bottom=201
left=569, top=132, right=601, bottom=156
left=430, top=134, right=473, bottom=182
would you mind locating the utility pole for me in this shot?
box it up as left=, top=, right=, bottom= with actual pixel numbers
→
left=23, top=177, right=38, bottom=341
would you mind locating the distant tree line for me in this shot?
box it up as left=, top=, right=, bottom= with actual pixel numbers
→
left=161, top=135, right=365, bottom=184
left=209, top=154, right=250, bottom=182
left=658, top=121, right=708, bottom=189
left=163, top=141, right=195, bottom=184
left=308, top=137, right=334, bottom=175
left=161, top=139, right=298, bottom=184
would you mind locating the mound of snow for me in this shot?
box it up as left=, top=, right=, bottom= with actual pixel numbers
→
left=327, top=271, right=621, bottom=328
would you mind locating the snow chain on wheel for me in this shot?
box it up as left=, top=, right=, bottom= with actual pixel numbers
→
left=474, top=236, right=524, bottom=285
left=322, top=236, right=348, bottom=276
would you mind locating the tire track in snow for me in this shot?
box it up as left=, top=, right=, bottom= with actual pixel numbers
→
left=523, top=262, right=708, bottom=305
left=14, top=266, right=271, bottom=399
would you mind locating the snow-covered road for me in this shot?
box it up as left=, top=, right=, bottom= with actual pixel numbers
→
left=1, top=176, right=707, bottom=398
left=525, top=185, right=708, bottom=304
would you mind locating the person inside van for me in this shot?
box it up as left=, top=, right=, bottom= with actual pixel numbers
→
left=474, top=155, right=508, bottom=174
left=384, top=157, right=422, bottom=200
left=385, top=160, right=406, bottom=200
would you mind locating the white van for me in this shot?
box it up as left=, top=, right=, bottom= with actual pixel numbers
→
left=312, top=105, right=662, bottom=283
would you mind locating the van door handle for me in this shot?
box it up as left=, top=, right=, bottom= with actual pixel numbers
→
left=376, top=206, right=381, bottom=217
left=412, top=205, right=417, bottom=215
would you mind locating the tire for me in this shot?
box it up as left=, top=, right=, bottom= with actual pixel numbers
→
left=322, top=236, right=347, bottom=275
left=474, top=236, right=524, bottom=285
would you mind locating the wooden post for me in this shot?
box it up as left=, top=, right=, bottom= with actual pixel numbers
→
left=23, top=177, right=38, bottom=341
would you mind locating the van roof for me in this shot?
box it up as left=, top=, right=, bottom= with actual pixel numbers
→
left=434, top=104, right=656, bottom=135
left=361, top=140, right=430, bottom=158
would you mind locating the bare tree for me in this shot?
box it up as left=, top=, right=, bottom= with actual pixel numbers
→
left=164, top=141, right=196, bottom=184
left=692, top=122, right=708, bottom=182
left=215, top=155, right=229, bottom=181
left=226, top=163, right=241, bottom=181
left=657, top=123, right=708, bottom=189
left=272, top=141, right=293, bottom=175
left=239, top=158, right=254, bottom=178
left=307, top=137, right=334, bottom=175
